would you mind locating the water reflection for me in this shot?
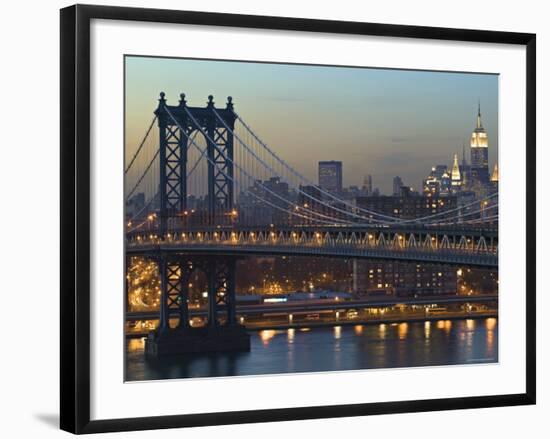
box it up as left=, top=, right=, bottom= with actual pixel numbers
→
left=378, top=323, right=387, bottom=339
left=126, top=318, right=499, bottom=381
left=398, top=322, right=408, bottom=340
left=259, top=329, right=277, bottom=346
left=127, top=337, right=145, bottom=353
left=424, top=321, right=431, bottom=339
left=287, top=328, right=295, bottom=342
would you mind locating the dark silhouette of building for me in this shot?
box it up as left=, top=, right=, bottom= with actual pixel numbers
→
left=318, top=161, right=343, bottom=193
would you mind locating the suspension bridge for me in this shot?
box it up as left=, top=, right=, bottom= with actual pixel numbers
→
left=125, top=92, right=498, bottom=355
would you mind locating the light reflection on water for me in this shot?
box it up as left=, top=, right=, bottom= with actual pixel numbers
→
left=126, top=318, right=499, bottom=382
left=424, top=321, right=431, bottom=339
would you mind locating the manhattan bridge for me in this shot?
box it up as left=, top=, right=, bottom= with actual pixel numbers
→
left=125, top=92, right=498, bottom=355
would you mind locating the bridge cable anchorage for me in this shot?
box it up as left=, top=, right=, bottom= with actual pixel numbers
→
left=166, top=108, right=353, bottom=226
left=125, top=149, right=160, bottom=202
left=215, top=109, right=400, bottom=226
left=124, top=116, right=157, bottom=175
left=165, top=107, right=355, bottom=226
left=233, top=110, right=498, bottom=226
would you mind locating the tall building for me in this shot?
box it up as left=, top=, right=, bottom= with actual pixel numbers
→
left=392, top=176, right=404, bottom=196
left=460, top=142, right=471, bottom=188
left=241, top=177, right=290, bottom=225
left=362, top=175, right=373, bottom=195
left=490, top=163, right=499, bottom=183
left=470, top=103, right=490, bottom=186
left=451, top=153, right=461, bottom=189
left=318, top=161, right=343, bottom=193
left=422, top=165, right=450, bottom=196
left=490, top=163, right=499, bottom=192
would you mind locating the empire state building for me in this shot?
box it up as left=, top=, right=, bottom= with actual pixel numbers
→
left=470, top=103, right=490, bottom=185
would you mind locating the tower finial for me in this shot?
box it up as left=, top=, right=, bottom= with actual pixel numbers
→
left=179, top=93, right=187, bottom=107
left=477, top=100, right=482, bottom=129
left=451, top=152, right=461, bottom=186
left=207, top=95, right=214, bottom=108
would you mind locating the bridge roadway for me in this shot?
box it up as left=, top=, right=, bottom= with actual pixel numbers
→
left=126, top=225, right=498, bottom=267
left=126, top=293, right=498, bottom=321
left=127, top=242, right=497, bottom=267
left=129, top=224, right=499, bottom=238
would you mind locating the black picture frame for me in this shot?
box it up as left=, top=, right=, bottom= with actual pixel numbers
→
left=60, top=4, right=536, bottom=434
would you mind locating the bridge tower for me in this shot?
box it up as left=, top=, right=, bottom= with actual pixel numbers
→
left=155, top=92, right=237, bottom=234
left=147, top=93, right=247, bottom=357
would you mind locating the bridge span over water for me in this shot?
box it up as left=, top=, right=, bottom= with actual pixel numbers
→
left=124, top=92, right=499, bottom=355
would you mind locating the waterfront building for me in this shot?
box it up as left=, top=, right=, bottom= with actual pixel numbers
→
left=353, top=260, right=458, bottom=297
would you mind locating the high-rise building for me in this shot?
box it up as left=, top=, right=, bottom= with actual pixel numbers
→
left=422, top=165, right=449, bottom=196
left=460, top=141, right=471, bottom=188
left=392, top=176, right=404, bottom=196
left=490, top=163, right=499, bottom=183
left=451, top=153, right=461, bottom=190
left=362, top=175, right=373, bottom=195
left=490, top=163, right=499, bottom=192
left=318, top=161, right=343, bottom=193
left=470, top=103, right=490, bottom=186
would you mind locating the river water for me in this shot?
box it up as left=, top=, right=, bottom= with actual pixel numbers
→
left=125, top=318, right=497, bottom=381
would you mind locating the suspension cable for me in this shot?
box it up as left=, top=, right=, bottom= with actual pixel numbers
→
left=124, top=116, right=157, bottom=174
left=166, top=107, right=353, bottom=226
left=215, top=109, right=400, bottom=225
left=125, top=149, right=160, bottom=201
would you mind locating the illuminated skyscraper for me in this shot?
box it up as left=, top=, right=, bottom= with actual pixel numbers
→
left=318, top=161, right=343, bottom=193
left=490, top=163, right=499, bottom=183
left=470, top=102, right=490, bottom=186
left=451, top=153, right=461, bottom=189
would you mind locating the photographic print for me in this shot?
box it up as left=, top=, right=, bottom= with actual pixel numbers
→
left=124, top=56, right=499, bottom=382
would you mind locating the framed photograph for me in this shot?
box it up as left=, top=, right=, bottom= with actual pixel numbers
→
left=60, top=4, right=536, bottom=434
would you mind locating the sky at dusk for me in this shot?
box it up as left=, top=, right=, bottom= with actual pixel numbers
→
left=125, top=56, right=498, bottom=195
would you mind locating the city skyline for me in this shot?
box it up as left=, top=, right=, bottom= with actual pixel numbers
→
left=125, top=56, right=498, bottom=195
left=124, top=56, right=499, bottom=379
